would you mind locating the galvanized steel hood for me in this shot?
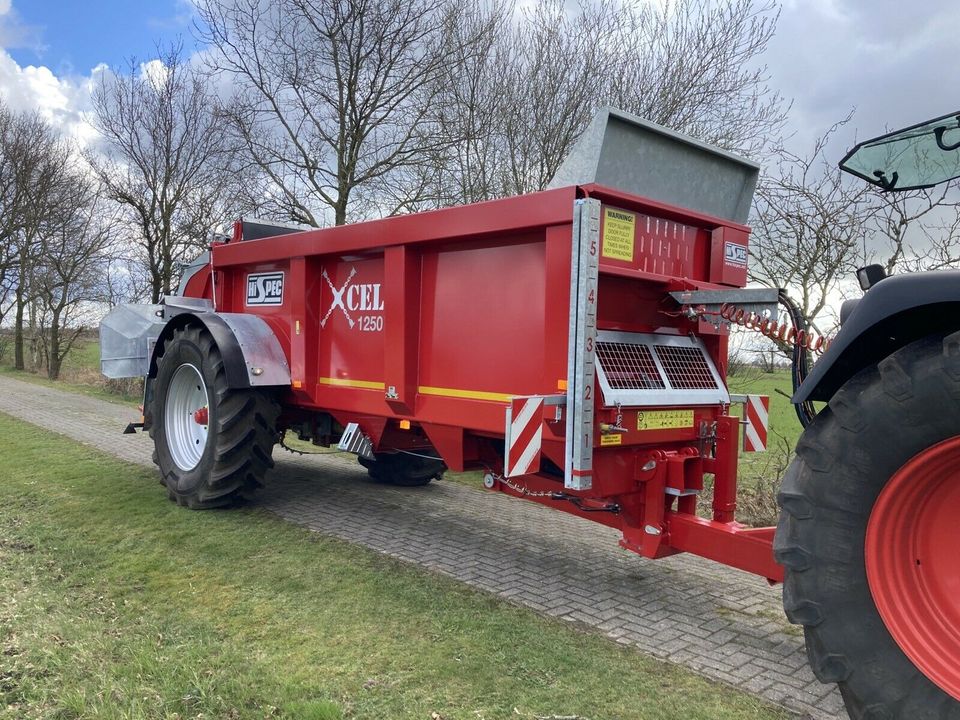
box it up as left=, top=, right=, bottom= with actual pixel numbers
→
left=548, top=107, right=759, bottom=225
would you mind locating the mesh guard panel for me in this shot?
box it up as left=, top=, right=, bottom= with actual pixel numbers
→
left=595, top=342, right=665, bottom=390
left=593, top=331, right=729, bottom=407
left=654, top=345, right=718, bottom=390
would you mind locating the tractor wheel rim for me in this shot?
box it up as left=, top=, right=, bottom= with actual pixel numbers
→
left=865, top=435, right=960, bottom=701
left=165, top=363, right=209, bottom=472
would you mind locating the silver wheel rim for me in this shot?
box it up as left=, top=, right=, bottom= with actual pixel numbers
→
left=165, top=363, right=209, bottom=471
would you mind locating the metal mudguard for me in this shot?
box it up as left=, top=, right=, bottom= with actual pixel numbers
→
left=181, top=311, right=291, bottom=387
left=100, top=298, right=291, bottom=388
left=100, top=303, right=165, bottom=379
left=794, top=270, right=960, bottom=403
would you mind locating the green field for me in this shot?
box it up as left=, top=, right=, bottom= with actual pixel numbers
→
left=727, top=368, right=804, bottom=451
left=0, top=413, right=788, bottom=720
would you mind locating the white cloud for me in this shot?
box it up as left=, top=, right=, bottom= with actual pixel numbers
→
left=139, top=58, right=170, bottom=90
left=0, top=47, right=98, bottom=144
left=0, top=1, right=90, bottom=138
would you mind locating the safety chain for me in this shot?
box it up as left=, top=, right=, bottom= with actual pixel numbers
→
left=487, top=472, right=621, bottom=513
left=492, top=472, right=556, bottom=498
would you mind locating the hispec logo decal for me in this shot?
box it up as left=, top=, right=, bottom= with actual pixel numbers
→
left=320, top=267, right=384, bottom=331
left=246, top=271, right=284, bottom=305
left=724, top=242, right=748, bottom=267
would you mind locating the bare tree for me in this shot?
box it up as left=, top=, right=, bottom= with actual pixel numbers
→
left=498, top=0, right=620, bottom=196
left=0, top=101, right=22, bottom=329
left=867, top=183, right=960, bottom=274
left=749, top=121, right=873, bottom=329
left=32, top=180, right=115, bottom=380
left=751, top=116, right=960, bottom=338
left=607, top=0, right=786, bottom=158
left=426, top=0, right=617, bottom=203
left=408, top=0, right=510, bottom=206
left=0, top=110, right=75, bottom=370
left=90, top=43, right=242, bottom=303
left=428, top=0, right=786, bottom=207
left=196, top=0, right=487, bottom=226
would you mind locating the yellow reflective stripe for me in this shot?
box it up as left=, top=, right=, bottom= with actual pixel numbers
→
left=317, top=377, right=385, bottom=390
left=417, top=385, right=512, bottom=403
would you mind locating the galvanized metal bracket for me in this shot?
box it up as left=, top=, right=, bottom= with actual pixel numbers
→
left=99, top=303, right=166, bottom=379
left=338, top=422, right=375, bottom=460
left=99, top=297, right=292, bottom=389
left=668, top=288, right=779, bottom=323
left=565, top=198, right=602, bottom=491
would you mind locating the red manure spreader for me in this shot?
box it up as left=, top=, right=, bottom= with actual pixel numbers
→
left=102, top=108, right=960, bottom=719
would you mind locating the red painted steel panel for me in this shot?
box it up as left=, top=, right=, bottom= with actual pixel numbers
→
left=210, top=187, right=578, bottom=268
left=182, top=182, right=779, bottom=579
left=419, top=238, right=548, bottom=403
left=315, top=257, right=386, bottom=390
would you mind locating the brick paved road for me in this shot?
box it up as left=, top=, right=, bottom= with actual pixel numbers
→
left=0, top=375, right=845, bottom=719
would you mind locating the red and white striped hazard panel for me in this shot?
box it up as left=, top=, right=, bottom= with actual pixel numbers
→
left=504, top=397, right=544, bottom=477
left=743, top=394, right=769, bottom=453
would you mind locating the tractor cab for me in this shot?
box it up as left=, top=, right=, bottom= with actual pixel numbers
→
left=840, top=109, right=960, bottom=190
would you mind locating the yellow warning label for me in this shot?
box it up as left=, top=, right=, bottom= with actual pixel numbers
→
left=637, top=410, right=695, bottom=431
left=601, top=207, right=636, bottom=262
left=600, top=433, right=623, bottom=446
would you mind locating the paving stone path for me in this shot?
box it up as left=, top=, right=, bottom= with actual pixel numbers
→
left=0, top=375, right=845, bottom=719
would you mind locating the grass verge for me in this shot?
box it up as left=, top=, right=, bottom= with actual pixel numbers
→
left=0, top=413, right=788, bottom=720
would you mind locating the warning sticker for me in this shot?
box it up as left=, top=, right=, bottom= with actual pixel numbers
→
left=601, top=208, right=636, bottom=262
left=600, top=433, right=623, bottom=446
left=637, top=410, right=695, bottom=431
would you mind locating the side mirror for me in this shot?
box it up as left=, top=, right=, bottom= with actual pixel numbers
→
left=856, top=264, right=887, bottom=291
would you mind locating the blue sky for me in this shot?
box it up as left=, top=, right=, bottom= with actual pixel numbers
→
left=6, top=0, right=197, bottom=74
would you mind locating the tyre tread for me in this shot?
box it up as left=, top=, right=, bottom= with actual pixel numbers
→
left=776, top=334, right=960, bottom=719
left=149, top=325, right=279, bottom=509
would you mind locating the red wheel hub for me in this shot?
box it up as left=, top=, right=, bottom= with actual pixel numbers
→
left=865, top=436, right=960, bottom=701
left=193, top=407, right=209, bottom=426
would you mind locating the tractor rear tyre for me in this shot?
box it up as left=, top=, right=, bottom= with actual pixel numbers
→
left=358, top=452, right=446, bottom=487
left=775, top=334, right=960, bottom=719
left=150, top=325, right=280, bottom=508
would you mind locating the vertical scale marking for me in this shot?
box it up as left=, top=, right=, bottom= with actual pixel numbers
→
left=565, top=199, right=601, bottom=491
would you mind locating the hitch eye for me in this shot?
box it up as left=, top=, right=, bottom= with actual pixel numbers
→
left=856, top=264, right=887, bottom=292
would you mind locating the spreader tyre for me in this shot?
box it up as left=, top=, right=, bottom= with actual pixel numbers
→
left=150, top=325, right=280, bottom=508
left=775, top=333, right=960, bottom=718
left=358, top=452, right=446, bottom=487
